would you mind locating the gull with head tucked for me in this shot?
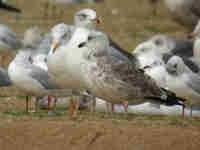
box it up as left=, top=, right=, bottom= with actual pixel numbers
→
left=166, top=56, right=200, bottom=116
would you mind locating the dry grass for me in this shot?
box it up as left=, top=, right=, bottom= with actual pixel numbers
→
left=0, top=0, right=199, bottom=150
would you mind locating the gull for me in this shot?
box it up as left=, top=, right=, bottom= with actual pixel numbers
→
left=8, top=46, right=76, bottom=113
left=23, top=25, right=78, bottom=115
left=133, top=37, right=199, bottom=73
left=48, top=26, right=186, bottom=118
left=0, top=24, right=22, bottom=66
left=0, top=0, right=21, bottom=13
left=166, top=55, right=200, bottom=116
left=150, top=35, right=194, bottom=59
left=48, top=8, right=101, bottom=114
left=0, top=24, right=22, bottom=55
left=191, top=20, right=200, bottom=66
left=0, top=66, right=11, bottom=86
left=50, top=8, right=101, bottom=54
left=7, top=26, right=76, bottom=114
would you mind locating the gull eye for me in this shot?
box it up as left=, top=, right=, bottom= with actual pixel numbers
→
left=154, top=39, right=163, bottom=46
left=78, top=42, right=86, bottom=48
left=28, top=56, right=33, bottom=64
left=173, top=64, right=177, bottom=69
left=141, top=48, right=145, bottom=52
left=79, top=14, right=87, bottom=19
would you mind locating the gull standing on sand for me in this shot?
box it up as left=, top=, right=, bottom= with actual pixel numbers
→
left=48, top=8, right=101, bottom=114
left=7, top=27, right=74, bottom=113
left=48, top=25, right=186, bottom=115
left=166, top=56, right=200, bottom=116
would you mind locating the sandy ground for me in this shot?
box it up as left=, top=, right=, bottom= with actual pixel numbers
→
left=0, top=0, right=199, bottom=150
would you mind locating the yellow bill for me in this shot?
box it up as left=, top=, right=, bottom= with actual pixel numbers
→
left=52, top=41, right=59, bottom=53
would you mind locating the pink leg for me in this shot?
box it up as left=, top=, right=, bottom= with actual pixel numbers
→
left=53, top=97, right=57, bottom=112
left=47, top=96, right=51, bottom=113
left=122, top=101, right=129, bottom=112
left=35, top=98, right=39, bottom=113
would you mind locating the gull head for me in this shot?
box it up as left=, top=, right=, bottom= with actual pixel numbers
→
left=50, top=23, right=71, bottom=54
left=150, top=35, right=173, bottom=54
left=74, top=8, right=101, bottom=30
left=166, top=56, right=186, bottom=76
left=133, top=41, right=156, bottom=57
left=133, top=41, right=163, bottom=68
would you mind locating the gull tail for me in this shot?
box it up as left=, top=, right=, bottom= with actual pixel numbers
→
left=0, top=3, right=21, bottom=13
left=144, top=88, right=186, bottom=107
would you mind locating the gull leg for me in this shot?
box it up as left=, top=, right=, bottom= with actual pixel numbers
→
left=35, top=97, right=39, bottom=113
left=72, top=96, right=80, bottom=119
left=69, top=96, right=75, bottom=115
left=182, top=105, right=185, bottom=119
left=47, top=96, right=51, bottom=113
left=26, top=96, right=29, bottom=113
left=90, top=96, right=96, bottom=115
left=190, top=103, right=193, bottom=117
left=105, top=102, right=110, bottom=116
left=53, top=96, right=57, bottom=112
left=111, top=103, right=115, bottom=115
left=122, top=101, right=129, bottom=118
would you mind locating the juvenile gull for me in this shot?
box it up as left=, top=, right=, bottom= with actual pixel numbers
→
left=166, top=55, right=200, bottom=116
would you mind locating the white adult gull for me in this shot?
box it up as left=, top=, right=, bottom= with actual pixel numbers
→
left=48, top=8, right=101, bottom=113
left=48, top=27, right=186, bottom=115
left=7, top=26, right=76, bottom=114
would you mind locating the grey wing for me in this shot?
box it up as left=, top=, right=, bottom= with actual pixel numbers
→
left=186, top=73, right=200, bottom=94
left=171, top=40, right=194, bottom=58
left=0, top=67, right=11, bottom=86
left=29, top=65, right=57, bottom=89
